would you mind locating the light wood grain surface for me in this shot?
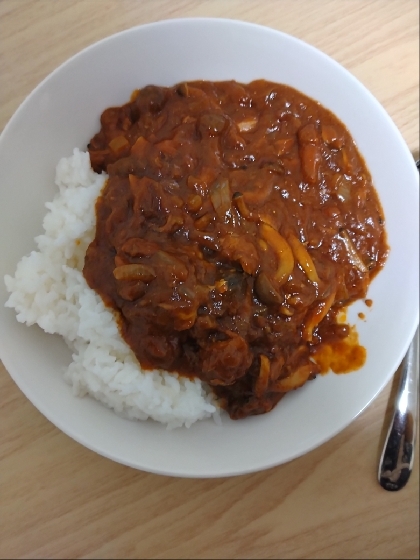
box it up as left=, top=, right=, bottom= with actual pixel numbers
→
left=0, top=1, right=419, bottom=559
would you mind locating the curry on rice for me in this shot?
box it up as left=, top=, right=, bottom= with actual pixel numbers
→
left=85, top=80, right=388, bottom=419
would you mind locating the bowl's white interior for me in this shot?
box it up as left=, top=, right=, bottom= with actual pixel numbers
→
left=0, top=18, right=418, bottom=477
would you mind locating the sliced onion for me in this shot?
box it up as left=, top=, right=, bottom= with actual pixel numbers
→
left=154, top=251, right=189, bottom=281
left=338, top=229, right=368, bottom=273
left=232, top=192, right=251, bottom=218
left=336, top=176, right=352, bottom=202
left=237, top=117, right=258, bottom=132
left=113, top=264, right=156, bottom=283
left=210, top=178, right=231, bottom=222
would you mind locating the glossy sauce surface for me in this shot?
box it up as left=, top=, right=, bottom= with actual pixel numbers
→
left=85, top=80, right=388, bottom=419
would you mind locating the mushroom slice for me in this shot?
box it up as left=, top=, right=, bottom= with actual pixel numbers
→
left=254, top=272, right=282, bottom=305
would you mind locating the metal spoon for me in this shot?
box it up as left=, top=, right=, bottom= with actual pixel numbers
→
left=378, top=159, right=420, bottom=491
left=378, top=329, right=419, bottom=490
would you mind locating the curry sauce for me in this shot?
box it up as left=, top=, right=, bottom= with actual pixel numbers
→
left=84, top=80, right=388, bottom=419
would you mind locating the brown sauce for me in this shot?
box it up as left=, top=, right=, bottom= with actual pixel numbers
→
left=84, top=80, right=388, bottom=419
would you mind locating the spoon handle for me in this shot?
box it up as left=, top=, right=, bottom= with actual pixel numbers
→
left=378, top=328, right=419, bottom=490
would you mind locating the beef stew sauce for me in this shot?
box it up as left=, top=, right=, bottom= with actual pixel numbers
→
left=85, top=80, right=388, bottom=419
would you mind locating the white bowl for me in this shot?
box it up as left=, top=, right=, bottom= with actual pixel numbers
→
left=0, top=18, right=418, bottom=477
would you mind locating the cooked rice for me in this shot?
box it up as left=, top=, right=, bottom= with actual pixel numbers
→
left=4, top=149, right=219, bottom=428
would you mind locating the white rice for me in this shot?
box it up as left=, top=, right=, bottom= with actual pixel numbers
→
left=4, top=149, right=219, bottom=428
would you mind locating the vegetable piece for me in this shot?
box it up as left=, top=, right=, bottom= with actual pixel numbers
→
left=191, top=231, right=219, bottom=251
left=194, top=213, right=213, bottom=231
left=338, top=230, right=368, bottom=273
left=262, top=161, right=285, bottom=175
left=287, top=233, right=320, bottom=284
left=259, top=223, right=294, bottom=285
left=258, top=213, right=277, bottom=229
left=215, top=279, right=228, bottom=293
left=135, top=85, right=167, bottom=114
left=269, top=354, right=286, bottom=381
left=279, top=305, right=294, bottom=316
left=171, top=196, right=184, bottom=208
left=335, top=175, right=352, bottom=202
left=108, top=136, right=130, bottom=154
left=186, top=194, right=202, bottom=213
left=254, top=272, right=282, bottom=305
left=201, top=333, right=252, bottom=386
left=321, top=125, right=344, bottom=149
left=187, top=172, right=211, bottom=195
left=130, top=89, right=140, bottom=102
left=176, top=82, right=189, bottom=96
left=272, top=363, right=316, bottom=392
left=176, top=83, right=206, bottom=98
left=154, top=214, right=184, bottom=234
left=298, top=123, right=319, bottom=145
left=300, top=144, right=322, bottom=183
left=130, top=136, right=152, bottom=158
left=227, top=82, right=251, bottom=105
left=113, top=264, right=156, bottom=283
left=199, top=113, right=226, bottom=136
left=258, top=239, right=268, bottom=252
left=182, top=115, right=197, bottom=124
left=274, top=138, right=294, bottom=156
left=223, top=124, right=246, bottom=149
left=302, top=290, right=336, bottom=341
left=117, top=281, right=146, bottom=301
left=232, top=192, right=251, bottom=218
left=237, top=116, right=258, bottom=132
left=220, top=235, right=259, bottom=275
left=157, top=302, right=198, bottom=331
left=210, top=178, right=231, bottom=222
left=121, top=238, right=159, bottom=257
left=155, top=139, right=178, bottom=157
left=241, top=169, right=274, bottom=206
left=128, top=174, right=162, bottom=217
left=341, top=145, right=361, bottom=175
left=153, top=251, right=189, bottom=281
left=255, top=355, right=271, bottom=397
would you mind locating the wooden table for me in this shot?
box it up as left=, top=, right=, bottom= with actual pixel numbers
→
left=0, top=1, right=418, bottom=558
